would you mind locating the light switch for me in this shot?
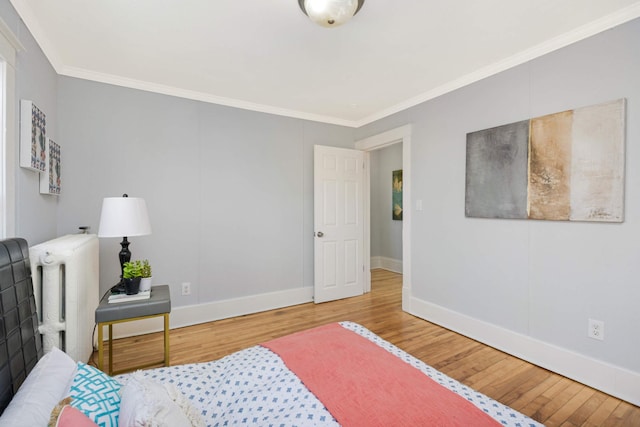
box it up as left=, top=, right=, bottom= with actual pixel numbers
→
left=416, top=199, right=423, bottom=211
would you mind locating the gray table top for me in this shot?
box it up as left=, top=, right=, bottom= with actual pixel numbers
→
left=95, top=284, right=171, bottom=323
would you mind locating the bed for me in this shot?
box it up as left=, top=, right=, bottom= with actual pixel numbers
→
left=0, top=238, right=544, bottom=427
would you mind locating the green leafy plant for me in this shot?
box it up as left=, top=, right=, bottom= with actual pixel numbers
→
left=123, top=260, right=144, bottom=279
left=141, top=259, right=152, bottom=278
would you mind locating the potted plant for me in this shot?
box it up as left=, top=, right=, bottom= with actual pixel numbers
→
left=122, top=260, right=143, bottom=295
left=139, top=259, right=153, bottom=292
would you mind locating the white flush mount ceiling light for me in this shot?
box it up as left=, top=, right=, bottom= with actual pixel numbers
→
left=298, top=0, right=365, bottom=28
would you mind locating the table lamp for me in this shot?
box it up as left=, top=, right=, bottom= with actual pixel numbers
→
left=98, top=194, right=152, bottom=292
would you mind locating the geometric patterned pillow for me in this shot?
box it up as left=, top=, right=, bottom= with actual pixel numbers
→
left=69, top=363, right=121, bottom=427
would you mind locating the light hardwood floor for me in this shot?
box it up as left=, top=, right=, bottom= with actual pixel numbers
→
left=93, top=269, right=640, bottom=426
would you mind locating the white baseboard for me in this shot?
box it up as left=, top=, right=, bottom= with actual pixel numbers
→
left=409, top=295, right=640, bottom=406
left=103, top=276, right=640, bottom=406
left=371, top=256, right=403, bottom=273
left=107, top=286, right=314, bottom=340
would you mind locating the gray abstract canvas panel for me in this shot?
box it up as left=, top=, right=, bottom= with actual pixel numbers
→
left=465, top=120, right=529, bottom=219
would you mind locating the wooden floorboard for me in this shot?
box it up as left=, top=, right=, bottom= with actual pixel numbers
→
left=91, top=269, right=639, bottom=426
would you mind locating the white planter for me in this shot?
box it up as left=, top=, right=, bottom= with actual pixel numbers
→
left=140, top=277, right=152, bottom=292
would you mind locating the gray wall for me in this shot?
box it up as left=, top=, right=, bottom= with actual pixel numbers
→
left=1, top=1, right=59, bottom=244
left=357, top=18, right=640, bottom=373
left=370, top=143, right=402, bottom=260
left=5, top=0, right=640, bottom=381
left=56, top=78, right=355, bottom=302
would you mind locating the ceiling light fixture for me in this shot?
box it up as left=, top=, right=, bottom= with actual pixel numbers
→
left=298, top=0, right=365, bottom=28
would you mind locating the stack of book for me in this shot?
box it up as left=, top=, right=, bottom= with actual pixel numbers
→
left=107, top=289, right=151, bottom=304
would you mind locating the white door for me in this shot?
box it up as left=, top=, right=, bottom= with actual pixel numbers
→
left=314, top=145, right=364, bottom=303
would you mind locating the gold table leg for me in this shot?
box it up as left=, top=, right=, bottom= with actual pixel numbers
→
left=164, top=313, right=170, bottom=367
left=97, top=322, right=104, bottom=371
left=108, top=323, right=113, bottom=375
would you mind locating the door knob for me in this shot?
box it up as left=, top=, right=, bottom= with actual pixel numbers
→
left=316, top=231, right=324, bottom=237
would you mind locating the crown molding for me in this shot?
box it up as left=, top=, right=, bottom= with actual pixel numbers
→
left=60, top=65, right=358, bottom=128
left=11, top=0, right=640, bottom=129
left=9, top=0, right=64, bottom=69
left=354, top=3, right=640, bottom=127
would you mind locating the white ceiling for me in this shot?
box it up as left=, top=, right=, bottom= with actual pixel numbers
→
left=9, top=0, right=640, bottom=127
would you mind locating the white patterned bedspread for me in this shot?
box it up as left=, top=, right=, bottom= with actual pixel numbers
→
left=117, top=322, right=543, bottom=427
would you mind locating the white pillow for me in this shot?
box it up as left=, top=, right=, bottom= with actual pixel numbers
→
left=0, top=347, right=77, bottom=427
left=118, top=372, right=204, bottom=427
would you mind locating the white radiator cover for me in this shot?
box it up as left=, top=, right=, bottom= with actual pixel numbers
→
left=29, top=234, right=99, bottom=362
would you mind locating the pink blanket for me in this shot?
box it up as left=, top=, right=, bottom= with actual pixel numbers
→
left=262, top=323, right=501, bottom=427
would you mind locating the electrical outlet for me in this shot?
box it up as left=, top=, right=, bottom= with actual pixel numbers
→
left=588, top=318, right=604, bottom=341
left=181, top=282, right=191, bottom=296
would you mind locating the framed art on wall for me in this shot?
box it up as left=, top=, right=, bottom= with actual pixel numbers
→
left=465, top=98, right=625, bottom=223
left=40, top=138, right=61, bottom=195
left=392, top=169, right=403, bottom=221
left=19, top=100, right=47, bottom=172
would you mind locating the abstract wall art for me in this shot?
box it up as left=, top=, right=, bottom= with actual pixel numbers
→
left=19, top=100, right=47, bottom=172
left=465, top=98, right=625, bottom=222
left=40, top=138, right=61, bottom=195
left=392, top=169, right=403, bottom=221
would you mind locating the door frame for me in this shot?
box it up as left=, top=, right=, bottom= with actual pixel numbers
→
left=355, top=124, right=412, bottom=312
left=0, top=20, right=22, bottom=239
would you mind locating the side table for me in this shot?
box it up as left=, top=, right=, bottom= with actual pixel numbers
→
left=95, top=285, right=171, bottom=375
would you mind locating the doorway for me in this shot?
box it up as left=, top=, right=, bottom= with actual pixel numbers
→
left=369, top=143, right=403, bottom=273
left=356, top=125, right=412, bottom=312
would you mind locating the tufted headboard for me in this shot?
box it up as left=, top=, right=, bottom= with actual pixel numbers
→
left=0, top=238, right=43, bottom=414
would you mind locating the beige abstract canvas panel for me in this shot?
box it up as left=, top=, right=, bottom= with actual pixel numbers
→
left=569, top=99, right=626, bottom=222
left=529, top=110, right=573, bottom=220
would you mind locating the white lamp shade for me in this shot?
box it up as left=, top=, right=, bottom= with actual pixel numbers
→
left=303, top=0, right=359, bottom=27
left=98, top=197, right=152, bottom=237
